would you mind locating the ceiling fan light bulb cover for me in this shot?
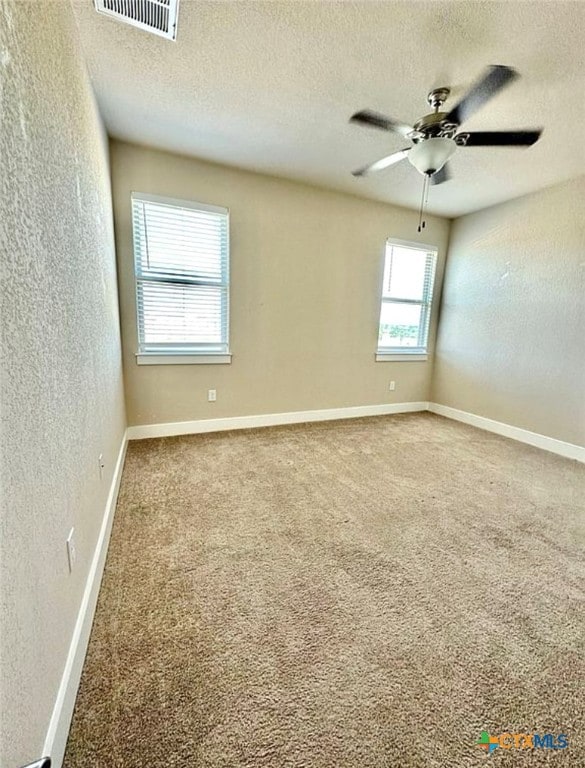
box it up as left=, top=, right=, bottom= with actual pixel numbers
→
left=408, top=137, right=456, bottom=175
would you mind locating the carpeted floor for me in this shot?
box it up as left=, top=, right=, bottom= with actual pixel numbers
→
left=64, top=413, right=585, bottom=767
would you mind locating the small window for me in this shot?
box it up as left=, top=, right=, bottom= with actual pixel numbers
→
left=377, top=241, right=437, bottom=358
left=131, top=193, right=229, bottom=361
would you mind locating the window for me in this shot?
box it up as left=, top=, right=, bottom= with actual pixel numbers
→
left=376, top=240, right=437, bottom=361
left=131, top=193, right=230, bottom=364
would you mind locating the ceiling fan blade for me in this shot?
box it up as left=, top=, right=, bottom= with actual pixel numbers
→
left=350, top=109, right=414, bottom=139
left=456, top=130, right=542, bottom=146
left=446, top=65, right=519, bottom=126
left=430, top=164, right=451, bottom=185
left=352, top=149, right=410, bottom=177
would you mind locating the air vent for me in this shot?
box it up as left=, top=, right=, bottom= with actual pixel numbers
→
left=95, top=0, right=179, bottom=41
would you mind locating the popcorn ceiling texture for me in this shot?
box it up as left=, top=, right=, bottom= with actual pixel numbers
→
left=71, top=0, right=585, bottom=218
left=0, top=2, right=125, bottom=765
left=432, top=177, right=585, bottom=447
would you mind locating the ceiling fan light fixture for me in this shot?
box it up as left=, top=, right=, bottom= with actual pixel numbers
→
left=408, top=137, right=456, bottom=176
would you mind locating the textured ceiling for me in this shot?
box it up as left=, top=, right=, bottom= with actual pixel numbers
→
left=72, top=1, right=585, bottom=217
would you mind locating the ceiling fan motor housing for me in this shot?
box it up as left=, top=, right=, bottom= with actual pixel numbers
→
left=413, top=112, right=458, bottom=140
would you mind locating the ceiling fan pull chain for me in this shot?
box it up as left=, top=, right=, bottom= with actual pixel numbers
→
left=417, top=176, right=425, bottom=232
left=418, top=174, right=430, bottom=232
left=423, top=173, right=430, bottom=229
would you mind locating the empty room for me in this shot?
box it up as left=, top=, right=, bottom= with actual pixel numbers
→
left=2, top=1, right=584, bottom=766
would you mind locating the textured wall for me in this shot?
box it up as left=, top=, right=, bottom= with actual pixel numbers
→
left=0, top=2, right=126, bottom=765
left=110, top=141, right=450, bottom=426
left=432, top=177, right=585, bottom=446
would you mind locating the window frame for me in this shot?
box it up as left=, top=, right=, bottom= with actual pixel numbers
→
left=131, top=192, right=231, bottom=365
left=376, top=238, right=438, bottom=362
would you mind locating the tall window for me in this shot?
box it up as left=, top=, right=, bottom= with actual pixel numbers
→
left=377, top=241, right=437, bottom=357
left=132, top=193, right=229, bottom=361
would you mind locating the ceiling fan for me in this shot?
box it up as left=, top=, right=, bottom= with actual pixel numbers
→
left=350, top=65, right=542, bottom=186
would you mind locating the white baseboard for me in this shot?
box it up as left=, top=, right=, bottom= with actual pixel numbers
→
left=126, top=401, right=429, bottom=440
left=43, top=430, right=128, bottom=768
left=127, top=403, right=584, bottom=462
left=428, top=402, right=585, bottom=463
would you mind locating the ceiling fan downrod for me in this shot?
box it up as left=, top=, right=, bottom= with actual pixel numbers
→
left=427, top=87, right=450, bottom=112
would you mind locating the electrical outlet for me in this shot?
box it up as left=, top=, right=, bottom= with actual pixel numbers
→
left=98, top=453, right=105, bottom=480
left=208, top=389, right=217, bottom=402
left=389, top=381, right=396, bottom=391
left=66, top=528, right=77, bottom=573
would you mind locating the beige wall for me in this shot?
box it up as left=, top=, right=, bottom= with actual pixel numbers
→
left=432, top=177, right=585, bottom=446
left=0, top=3, right=126, bottom=765
left=110, top=141, right=450, bottom=426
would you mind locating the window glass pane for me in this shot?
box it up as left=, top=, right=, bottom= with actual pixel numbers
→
left=378, top=301, right=422, bottom=348
left=136, top=202, right=226, bottom=282
left=384, top=246, right=429, bottom=301
left=139, top=282, right=224, bottom=346
left=132, top=194, right=229, bottom=354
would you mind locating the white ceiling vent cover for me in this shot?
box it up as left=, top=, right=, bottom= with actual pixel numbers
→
left=95, top=0, right=179, bottom=41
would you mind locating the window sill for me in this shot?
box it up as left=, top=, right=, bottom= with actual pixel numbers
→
left=136, top=353, right=232, bottom=366
left=375, top=352, right=428, bottom=362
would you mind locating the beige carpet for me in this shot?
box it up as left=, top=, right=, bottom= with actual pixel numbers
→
left=64, top=413, right=585, bottom=767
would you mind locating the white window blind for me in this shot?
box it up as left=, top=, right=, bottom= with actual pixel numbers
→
left=377, top=241, right=437, bottom=355
left=131, top=193, right=229, bottom=356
